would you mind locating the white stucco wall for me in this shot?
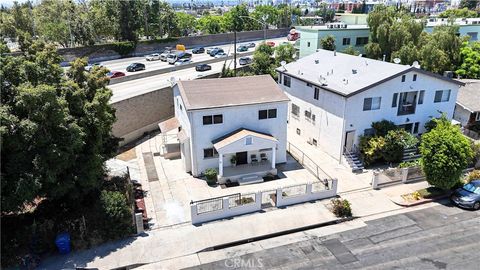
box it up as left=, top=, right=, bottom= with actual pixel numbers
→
left=278, top=73, right=347, bottom=160
left=344, top=71, right=460, bottom=148
left=277, top=70, right=460, bottom=161
left=453, top=104, right=472, bottom=127
left=175, top=100, right=288, bottom=176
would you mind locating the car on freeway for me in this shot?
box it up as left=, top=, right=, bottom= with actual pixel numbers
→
left=451, top=180, right=480, bottom=210
left=107, top=71, right=126, bottom=78
left=236, top=45, right=248, bottom=52
left=160, top=49, right=173, bottom=61
left=85, top=63, right=103, bottom=72
left=126, top=63, right=145, bottom=72
left=192, top=47, right=205, bottom=54
left=167, top=52, right=192, bottom=64
left=174, top=58, right=192, bottom=66
left=214, top=52, right=228, bottom=58
left=209, top=48, right=224, bottom=57
left=239, top=56, right=253, bottom=65
left=245, top=42, right=256, bottom=48
left=266, top=41, right=275, bottom=47
left=145, top=53, right=161, bottom=61
left=206, top=47, right=220, bottom=54
left=195, top=64, right=212, bottom=72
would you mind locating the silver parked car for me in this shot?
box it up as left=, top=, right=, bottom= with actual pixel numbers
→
left=174, top=58, right=192, bottom=66
left=146, top=53, right=161, bottom=61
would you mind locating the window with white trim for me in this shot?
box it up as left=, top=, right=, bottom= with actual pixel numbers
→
left=363, top=97, right=381, bottom=111
left=314, top=87, right=319, bottom=100
left=245, top=137, right=252, bottom=145
left=283, top=75, right=291, bottom=87
left=203, top=114, right=223, bottom=125
left=434, top=90, right=451, bottom=103
left=259, top=109, right=277, bottom=120
left=291, top=103, right=300, bottom=117
left=203, top=148, right=218, bottom=159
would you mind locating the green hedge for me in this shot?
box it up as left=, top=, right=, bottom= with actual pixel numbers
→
left=110, top=41, right=136, bottom=56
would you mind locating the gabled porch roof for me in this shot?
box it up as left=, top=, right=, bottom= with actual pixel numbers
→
left=158, top=117, right=180, bottom=133
left=212, top=128, right=278, bottom=153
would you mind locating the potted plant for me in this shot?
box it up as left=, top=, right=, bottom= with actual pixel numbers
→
left=230, top=155, right=237, bottom=167
left=204, top=168, right=218, bottom=186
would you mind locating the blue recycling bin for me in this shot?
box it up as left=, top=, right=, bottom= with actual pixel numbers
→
left=55, top=233, right=71, bottom=254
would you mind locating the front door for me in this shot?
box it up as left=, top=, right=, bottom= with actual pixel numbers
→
left=236, top=151, right=248, bottom=165
left=344, top=131, right=355, bottom=152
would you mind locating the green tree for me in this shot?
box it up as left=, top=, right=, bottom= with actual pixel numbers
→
left=274, top=43, right=295, bottom=66
left=382, top=129, right=418, bottom=163
left=252, top=43, right=275, bottom=76
left=439, top=8, right=479, bottom=18
left=175, top=13, right=197, bottom=36
left=320, top=35, right=336, bottom=51
left=419, top=116, right=474, bottom=190
left=315, top=3, right=335, bottom=23
left=33, top=0, right=73, bottom=47
left=117, top=0, right=144, bottom=41
left=251, top=5, right=279, bottom=28
left=456, top=41, right=480, bottom=79
left=197, top=15, right=225, bottom=34
left=224, top=4, right=254, bottom=32
left=459, top=0, right=479, bottom=10
left=1, top=40, right=118, bottom=212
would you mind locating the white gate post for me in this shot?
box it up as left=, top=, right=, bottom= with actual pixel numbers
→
left=135, top=213, right=144, bottom=234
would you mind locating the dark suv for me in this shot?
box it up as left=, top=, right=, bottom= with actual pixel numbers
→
left=209, top=48, right=224, bottom=57
left=192, top=47, right=205, bottom=54
left=126, top=63, right=146, bottom=72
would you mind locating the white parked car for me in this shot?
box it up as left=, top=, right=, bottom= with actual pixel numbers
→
left=214, top=52, right=228, bottom=58
left=146, top=53, right=161, bottom=61
left=85, top=63, right=103, bottom=72
left=174, top=58, right=192, bottom=66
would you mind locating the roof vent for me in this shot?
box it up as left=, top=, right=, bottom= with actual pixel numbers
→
left=342, top=78, right=348, bottom=85
left=315, top=60, right=319, bottom=64
left=318, top=75, right=327, bottom=86
left=352, top=69, right=357, bottom=74
left=334, top=50, right=337, bottom=56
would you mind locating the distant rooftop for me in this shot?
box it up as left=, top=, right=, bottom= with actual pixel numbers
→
left=278, top=49, right=463, bottom=97
left=457, top=79, right=480, bottom=112
left=176, top=75, right=289, bottom=111
left=298, top=24, right=369, bottom=31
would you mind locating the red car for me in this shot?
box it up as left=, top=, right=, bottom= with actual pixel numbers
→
left=107, top=71, right=126, bottom=79
left=266, top=41, right=275, bottom=47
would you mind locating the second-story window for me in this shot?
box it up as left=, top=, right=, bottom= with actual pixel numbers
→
left=418, top=90, right=425, bottom=104
left=413, top=74, right=417, bottom=81
left=401, top=75, right=406, bottom=82
left=434, top=90, right=451, bottom=103
left=291, top=104, right=300, bottom=117
left=307, top=42, right=311, bottom=47
left=259, top=109, right=277, bottom=120
left=203, top=114, right=223, bottom=125
left=314, top=88, right=319, bottom=100
left=283, top=75, right=291, bottom=87
left=355, top=37, right=368, bottom=46
left=363, top=97, right=381, bottom=111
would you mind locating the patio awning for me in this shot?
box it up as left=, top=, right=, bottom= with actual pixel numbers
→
left=213, top=128, right=278, bottom=152
left=158, top=117, right=180, bottom=133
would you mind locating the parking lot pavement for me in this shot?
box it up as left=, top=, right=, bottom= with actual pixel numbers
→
left=182, top=204, right=480, bottom=270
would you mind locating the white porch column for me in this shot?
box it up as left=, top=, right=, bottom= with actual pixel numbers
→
left=218, top=153, right=223, bottom=177
left=271, top=147, right=276, bottom=169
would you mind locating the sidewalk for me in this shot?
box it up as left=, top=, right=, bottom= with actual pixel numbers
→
left=39, top=199, right=337, bottom=270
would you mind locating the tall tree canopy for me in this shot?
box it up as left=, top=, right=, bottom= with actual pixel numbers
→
left=0, top=39, right=118, bottom=213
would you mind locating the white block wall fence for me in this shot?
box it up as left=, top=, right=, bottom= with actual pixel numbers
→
left=190, top=179, right=338, bottom=225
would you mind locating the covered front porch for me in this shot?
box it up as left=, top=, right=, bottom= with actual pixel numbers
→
left=213, top=128, right=279, bottom=185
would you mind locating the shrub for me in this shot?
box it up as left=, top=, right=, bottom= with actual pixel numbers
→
left=399, top=159, right=420, bottom=168
left=371, top=120, right=397, bottom=137
left=110, top=41, right=136, bottom=56
left=100, top=191, right=133, bottom=239
left=382, top=129, right=418, bottom=163
left=466, top=170, right=480, bottom=183
left=204, top=168, right=218, bottom=185
left=330, top=198, right=352, bottom=218
left=359, top=135, right=385, bottom=165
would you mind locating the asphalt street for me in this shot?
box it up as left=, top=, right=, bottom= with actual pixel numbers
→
left=186, top=204, right=480, bottom=270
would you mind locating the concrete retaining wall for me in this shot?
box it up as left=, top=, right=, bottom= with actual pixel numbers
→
left=276, top=180, right=338, bottom=207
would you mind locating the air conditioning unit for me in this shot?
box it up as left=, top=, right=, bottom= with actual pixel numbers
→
left=307, top=138, right=313, bottom=145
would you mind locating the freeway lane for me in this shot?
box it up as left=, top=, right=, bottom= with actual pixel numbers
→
left=99, top=37, right=288, bottom=76
left=108, top=57, right=245, bottom=103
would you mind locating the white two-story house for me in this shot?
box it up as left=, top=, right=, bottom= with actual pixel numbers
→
left=276, top=49, right=464, bottom=165
left=167, top=75, right=289, bottom=184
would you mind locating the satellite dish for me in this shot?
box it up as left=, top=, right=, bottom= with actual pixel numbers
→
left=168, top=76, right=176, bottom=86
left=358, top=54, right=363, bottom=57
left=280, top=61, right=286, bottom=67
left=393, top=58, right=401, bottom=64
left=318, top=75, right=327, bottom=85
left=412, top=61, right=421, bottom=69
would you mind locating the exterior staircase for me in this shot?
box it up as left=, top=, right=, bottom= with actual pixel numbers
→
left=402, top=147, right=421, bottom=162
left=343, top=147, right=364, bottom=172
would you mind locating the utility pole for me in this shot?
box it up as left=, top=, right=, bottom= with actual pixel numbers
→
left=234, top=30, right=237, bottom=76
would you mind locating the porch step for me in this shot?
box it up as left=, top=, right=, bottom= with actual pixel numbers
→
left=238, top=175, right=264, bottom=186
left=343, top=151, right=364, bottom=173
